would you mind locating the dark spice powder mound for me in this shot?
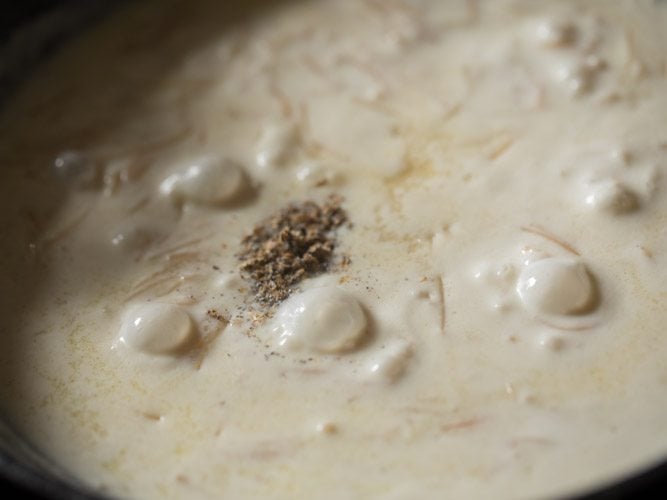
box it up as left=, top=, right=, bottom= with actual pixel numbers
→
left=237, top=195, right=349, bottom=305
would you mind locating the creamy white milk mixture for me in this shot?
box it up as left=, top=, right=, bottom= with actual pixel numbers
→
left=1, top=0, right=666, bottom=498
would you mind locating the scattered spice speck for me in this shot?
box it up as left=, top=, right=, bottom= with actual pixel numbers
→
left=206, top=309, right=229, bottom=323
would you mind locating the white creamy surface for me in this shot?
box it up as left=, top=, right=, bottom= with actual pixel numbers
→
left=0, top=1, right=666, bottom=498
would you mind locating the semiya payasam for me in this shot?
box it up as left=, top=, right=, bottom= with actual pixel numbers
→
left=0, top=1, right=666, bottom=499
